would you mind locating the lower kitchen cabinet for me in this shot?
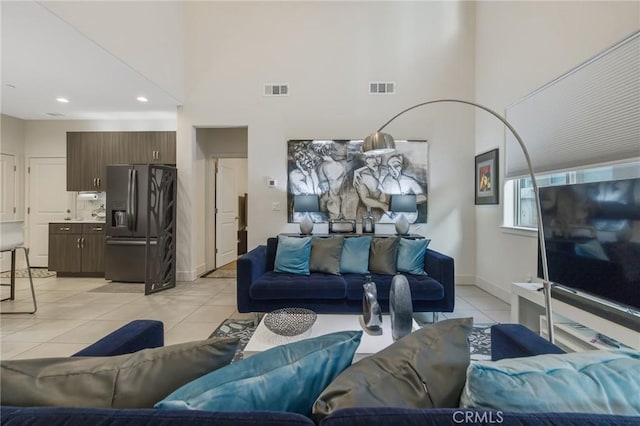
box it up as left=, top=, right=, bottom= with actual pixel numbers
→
left=48, top=223, right=105, bottom=277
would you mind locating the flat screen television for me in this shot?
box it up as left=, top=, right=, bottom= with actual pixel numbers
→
left=537, top=178, right=640, bottom=331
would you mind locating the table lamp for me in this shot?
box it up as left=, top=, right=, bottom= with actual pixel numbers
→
left=294, top=194, right=320, bottom=235
left=389, top=194, right=417, bottom=235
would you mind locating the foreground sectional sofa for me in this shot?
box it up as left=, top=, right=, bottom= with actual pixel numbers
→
left=2, top=320, right=638, bottom=426
left=237, top=236, right=455, bottom=314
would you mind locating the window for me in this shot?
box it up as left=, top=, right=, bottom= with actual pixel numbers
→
left=508, top=161, right=640, bottom=230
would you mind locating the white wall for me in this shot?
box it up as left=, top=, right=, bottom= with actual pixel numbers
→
left=474, top=1, right=640, bottom=300
left=41, top=1, right=184, bottom=102
left=177, top=2, right=478, bottom=281
left=197, top=127, right=248, bottom=158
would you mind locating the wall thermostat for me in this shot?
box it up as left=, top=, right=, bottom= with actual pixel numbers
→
left=267, top=178, right=277, bottom=188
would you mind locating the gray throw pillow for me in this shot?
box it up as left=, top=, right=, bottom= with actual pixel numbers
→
left=368, top=237, right=400, bottom=274
left=1, top=337, right=239, bottom=409
left=310, top=236, right=344, bottom=275
left=312, top=318, right=473, bottom=421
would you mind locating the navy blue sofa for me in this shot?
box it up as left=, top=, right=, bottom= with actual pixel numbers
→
left=237, top=237, right=455, bottom=314
left=2, top=322, right=637, bottom=426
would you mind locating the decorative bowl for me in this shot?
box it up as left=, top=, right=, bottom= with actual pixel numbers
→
left=263, top=308, right=317, bottom=336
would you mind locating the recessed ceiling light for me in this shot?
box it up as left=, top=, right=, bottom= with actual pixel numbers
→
left=56, top=97, right=69, bottom=103
left=136, top=96, right=148, bottom=102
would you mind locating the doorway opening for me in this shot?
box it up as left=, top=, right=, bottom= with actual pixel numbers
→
left=196, top=127, right=248, bottom=275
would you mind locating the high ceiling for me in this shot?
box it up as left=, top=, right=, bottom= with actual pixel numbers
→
left=1, top=1, right=181, bottom=120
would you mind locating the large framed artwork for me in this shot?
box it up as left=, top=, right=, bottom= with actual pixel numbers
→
left=475, top=148, right=499, bottom=205
left=287, top=139, right=428, bottom=225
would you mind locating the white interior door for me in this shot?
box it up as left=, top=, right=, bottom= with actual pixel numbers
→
left=1, top=153, right=17, bottom=272
left=27, top=157, right=72, bottom=267
left=215, top=159, right=238, bottom=267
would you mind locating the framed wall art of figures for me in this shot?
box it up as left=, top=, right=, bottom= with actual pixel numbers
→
left=287, top=139, right=429, bottom=225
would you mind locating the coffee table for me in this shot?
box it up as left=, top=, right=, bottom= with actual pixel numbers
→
left=244, top=314, right=419, bottom=362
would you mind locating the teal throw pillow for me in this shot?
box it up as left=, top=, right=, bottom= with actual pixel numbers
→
left=461, top=349, right=640, bottom=415
left=155, top=331, right=363, bottom=416
left=397, top=238, right=429, bottom=275
left=340, top=236, right=372, bottom=274
left=274, top=235, right=312, bottom=275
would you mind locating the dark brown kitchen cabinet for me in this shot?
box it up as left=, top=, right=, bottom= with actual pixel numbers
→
left=48, top=224, right=82, bottom=273
left=127, top=131, right=177, bottom=164
left=67, top=132, right=118, bottom=191
left=48, top=223, right=105, bottom=277
left=66, top=131, right=176, bottom=191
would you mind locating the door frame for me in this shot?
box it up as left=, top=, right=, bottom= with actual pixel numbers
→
left=204, top=158, right=217, bottom=272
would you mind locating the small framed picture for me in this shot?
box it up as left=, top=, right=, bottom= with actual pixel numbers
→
left=475, top=148, right=499, bottom=205
left=328, top=218, right=356, bottom=234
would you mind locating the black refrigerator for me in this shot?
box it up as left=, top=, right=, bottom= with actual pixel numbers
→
left=105, top=164, right=156, bottom=282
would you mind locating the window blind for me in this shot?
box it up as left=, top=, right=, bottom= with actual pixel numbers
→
left=505, top=32, right=640, bottom=179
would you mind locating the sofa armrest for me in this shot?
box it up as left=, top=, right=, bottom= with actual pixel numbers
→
left=72, top=320, right=164, bottom=357
left=237, top=245, right=269, bottom=313
left=491, top=324, right=565, bottom=361
left=424, top=248, right=455, bottom=312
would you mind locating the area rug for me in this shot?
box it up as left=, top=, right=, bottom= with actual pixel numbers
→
left=88, top=283, right=145, bottom=293
left=209, top=318, right=493, bottom=362
left=204, top=261, right=237, bottom=278
left=209, top=319, right=257, bottom=361
left=0, top=268, right=56, bottom=279
left=204, top=269, right=237, bottom=279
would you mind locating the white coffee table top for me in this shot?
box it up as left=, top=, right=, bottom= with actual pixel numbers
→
left=244, top=314, right=419, bottom=362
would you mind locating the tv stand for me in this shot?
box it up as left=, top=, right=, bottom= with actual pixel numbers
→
left=511, top=282, right=639, bottom=351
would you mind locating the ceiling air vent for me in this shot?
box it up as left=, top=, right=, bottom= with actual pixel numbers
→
left=264, top=83, right=289, bottom=97
left=45, top=112, right=66, bottom=117
left=369, top=82, right=395, bottom=95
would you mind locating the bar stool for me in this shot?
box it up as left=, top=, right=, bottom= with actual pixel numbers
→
left=1, top=221, right=37, bottom=314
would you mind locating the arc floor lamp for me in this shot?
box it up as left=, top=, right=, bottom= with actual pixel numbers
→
left=364, top=99, right=555, bottom=343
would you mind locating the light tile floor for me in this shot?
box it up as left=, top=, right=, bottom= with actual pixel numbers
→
left=0, top=275, right=510, bottom=360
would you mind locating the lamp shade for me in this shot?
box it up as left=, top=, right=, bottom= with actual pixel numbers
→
left=294, top=194, right=320, bottom=213
left=390, top=194, right=417, bottom=213
left=363, top=132, right=396, bottom=155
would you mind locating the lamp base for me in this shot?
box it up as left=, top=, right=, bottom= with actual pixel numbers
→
left=299, top=216, right=314, bottom=235
left=395, top=214, right=410, bottom=235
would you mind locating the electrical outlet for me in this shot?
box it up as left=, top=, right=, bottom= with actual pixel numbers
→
left=272, top=202, right=280, bottom=211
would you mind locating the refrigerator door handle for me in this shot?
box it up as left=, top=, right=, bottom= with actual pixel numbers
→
left=126, top=168, right=133, bottom=232
left=131, top=168, right=138, bottom=232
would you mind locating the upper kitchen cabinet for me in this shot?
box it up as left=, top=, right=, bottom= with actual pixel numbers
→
left=66, top=131, right=176, bottom=191
left=127, top=131, right=176, bottom=164
left=67, top=132, right=113, bottom=191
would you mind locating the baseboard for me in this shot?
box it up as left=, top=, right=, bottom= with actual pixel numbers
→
left=195, top=262, right=207, bottom=277
left=455, top=274, right=475, bottom=285
left=475, top=276, right=510, bottom=303
left=176, top=270, right=196, bottom=282
left=176, top=262, right=208, bottom=282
